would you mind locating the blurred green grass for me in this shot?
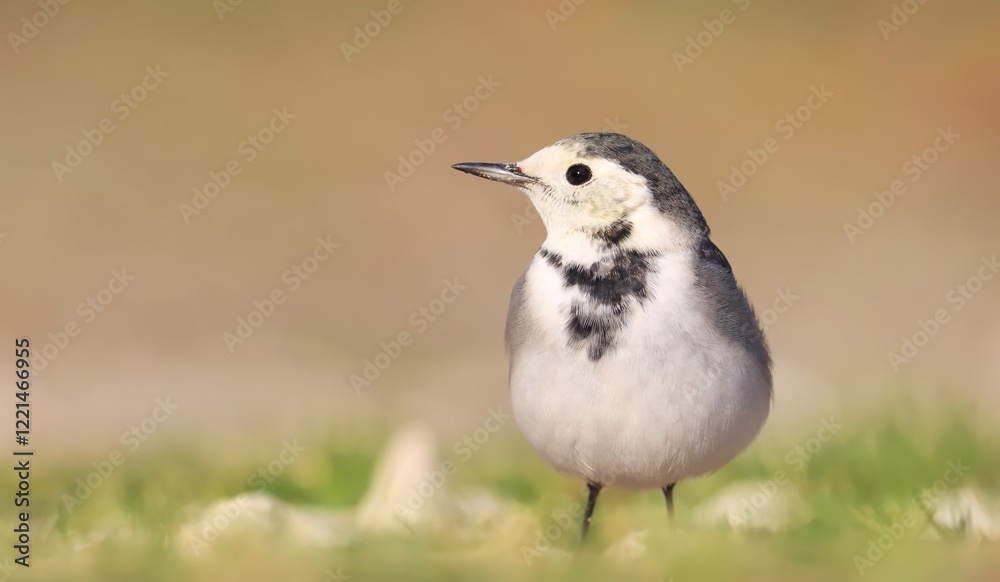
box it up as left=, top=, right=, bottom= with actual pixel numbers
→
left=23, top=399, right=999, bottom=581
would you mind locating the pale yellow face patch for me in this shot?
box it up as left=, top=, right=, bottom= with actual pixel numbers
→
left=516, top=143, right=651, bottom=224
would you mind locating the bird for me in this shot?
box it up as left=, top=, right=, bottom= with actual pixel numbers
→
left=452, top=132, right=772, bottom=541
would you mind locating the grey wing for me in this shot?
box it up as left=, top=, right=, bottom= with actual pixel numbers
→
left=504, top=274, right=529, bottom=356
left=693, top=238, right=772, bottom=376
left=698, top=237, right=734, bottom=274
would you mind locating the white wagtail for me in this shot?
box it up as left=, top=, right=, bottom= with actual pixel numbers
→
left=453, top=133, right=772, bottom=540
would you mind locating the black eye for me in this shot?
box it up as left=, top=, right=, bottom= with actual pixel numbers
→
left=565, top=163, right=592, bottom=186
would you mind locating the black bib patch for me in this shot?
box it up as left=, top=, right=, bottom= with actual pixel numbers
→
left=539, top=248, right=657, bottom=361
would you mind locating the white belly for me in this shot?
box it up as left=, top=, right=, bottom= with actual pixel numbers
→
left=509, top=252, right=771, bottom=490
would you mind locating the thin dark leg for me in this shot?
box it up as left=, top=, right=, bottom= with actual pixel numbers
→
left=581, top=482, right=602, bottom=542
left=662, top=483, right=676, bottom=528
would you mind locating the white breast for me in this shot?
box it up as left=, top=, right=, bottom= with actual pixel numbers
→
left=509, top=250, right=771, bottom=490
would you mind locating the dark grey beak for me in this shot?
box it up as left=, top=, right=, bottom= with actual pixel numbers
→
left=451, top=162, right=538, bottom=186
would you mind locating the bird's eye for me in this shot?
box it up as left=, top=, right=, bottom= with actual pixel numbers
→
left=565, top=164, right=592, bottom=186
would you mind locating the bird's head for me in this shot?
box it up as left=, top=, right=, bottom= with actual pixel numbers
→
left=453, top=133, right=709, bottom=258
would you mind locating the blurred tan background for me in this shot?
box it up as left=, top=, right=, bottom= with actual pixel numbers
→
left=2, top=0, right=998, bottom=459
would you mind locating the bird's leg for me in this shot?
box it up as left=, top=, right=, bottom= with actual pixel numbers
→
left=581, top=482, right=602, bottom=542
left=662, top=483, right=676, bottom=529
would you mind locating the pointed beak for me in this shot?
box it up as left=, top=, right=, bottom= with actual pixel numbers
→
left=451, top=162, right=539, bottom=186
